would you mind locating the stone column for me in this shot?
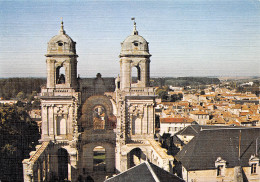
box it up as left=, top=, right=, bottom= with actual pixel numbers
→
left=49, top=105, right=54, bottom=136
left=42, top=105, right=48, bottom=136
left=47, top=59, right=56, bottom=88
left=121, top=59, right=131, bottom=89
left=64, top=114, right=68, bottom=135
left=120, top=154, right=128, bottom=172
left=106, top=146, right=115, bottom=173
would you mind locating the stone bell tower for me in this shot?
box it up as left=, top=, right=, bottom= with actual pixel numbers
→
left=40, top=20, right=80, bottom=143
left=45, top=20, right=78, bottom=90
left=115, top=19, right=157, bottom=172
left=118, top=19, right=151, bottom=89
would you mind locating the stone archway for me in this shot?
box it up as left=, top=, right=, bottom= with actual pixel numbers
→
left=93, top=146, right=106, bottom=171
left=57, top=148, right=69, bottom=181
left=127, top=147, right=146, bottom=169
left=81, top=142, right=115, bottom=174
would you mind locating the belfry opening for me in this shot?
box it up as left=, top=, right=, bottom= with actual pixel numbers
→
left=56, top=66, right=66, bottom=84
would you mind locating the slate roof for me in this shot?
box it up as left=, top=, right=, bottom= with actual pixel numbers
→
left=175, top=124, right=201, bottom=136
left=105, top=161, right=184, bottom=182
left=175, top=127, right=260, bottom=171
left=175, top=124, right=245, bottom=137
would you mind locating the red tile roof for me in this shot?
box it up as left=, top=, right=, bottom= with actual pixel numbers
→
left=160, top=117, right=193, bottom=123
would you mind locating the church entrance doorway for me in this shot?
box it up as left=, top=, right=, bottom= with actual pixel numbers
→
left=58, top=148, right=69, bottom=181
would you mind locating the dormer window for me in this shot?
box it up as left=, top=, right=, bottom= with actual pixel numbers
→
left=251, top=163, right=257, bottom=174
left=215, top=157, right=226, bottom=177
left=249, top=155, right=259, bottom=175
left=217, top=165, right=224, bottom=176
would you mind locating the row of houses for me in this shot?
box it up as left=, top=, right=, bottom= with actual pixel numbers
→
left=157, top=85, right=260, bottom=137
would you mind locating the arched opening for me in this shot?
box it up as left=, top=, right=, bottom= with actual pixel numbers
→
left=81, top=95, right=114, bottom=130
left=58, top=148, right=69, bottom=181
left=56, top=66, right=66, bottom=84
left=93, top=146, right=106, bottom=171
left=127, top=148, right=146, bottom=169
left=93, top=105, right=106, bottom=130
left=131, top=66, right=141, bottom=84
left=57, top=116, right=66, bottom=135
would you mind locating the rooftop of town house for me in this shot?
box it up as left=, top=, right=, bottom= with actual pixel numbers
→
left=175, top=127, right=260, bottom=171
left=105, top=161, right=184, bottom=182
left=160, top=117, right=194, bottom=123
left=190, top=111, right=208, bottom=115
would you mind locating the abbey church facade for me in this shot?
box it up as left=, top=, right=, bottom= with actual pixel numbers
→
left=23, top=20, right=173, bottom=182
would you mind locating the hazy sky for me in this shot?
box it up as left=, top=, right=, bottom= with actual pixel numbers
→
left=0, top=0, right=259, bottom=78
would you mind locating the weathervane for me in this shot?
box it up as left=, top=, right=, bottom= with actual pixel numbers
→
left=131, top=17, right=138, bottom=35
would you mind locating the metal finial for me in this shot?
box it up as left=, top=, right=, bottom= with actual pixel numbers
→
left=131, top=17, right=138, bottom=35
left=59, top=17, right=65, bottom=34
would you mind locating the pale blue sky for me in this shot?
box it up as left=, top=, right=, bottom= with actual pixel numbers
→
left=0, top=0, right=259, bottom=78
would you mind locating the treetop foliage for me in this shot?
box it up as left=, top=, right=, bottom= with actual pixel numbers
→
left=0, top=104, right=40, bottom=181
left=0, top=78, right=46, bottom=100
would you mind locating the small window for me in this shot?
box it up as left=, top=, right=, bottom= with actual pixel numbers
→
left=58, top=42, right=63, bottom=46
left=251, top=163, right=257, bottom=174
left=134, top=42, right=138, bottom=46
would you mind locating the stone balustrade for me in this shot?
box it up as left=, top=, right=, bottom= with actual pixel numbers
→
left=22, top=141, right=50, bottom=182
left=123, top=87, right=156, bottom=96
left=40, top=88, right=77, bottom=97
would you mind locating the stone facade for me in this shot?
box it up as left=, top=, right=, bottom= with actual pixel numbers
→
left=23, top=20, right=173, bottom=182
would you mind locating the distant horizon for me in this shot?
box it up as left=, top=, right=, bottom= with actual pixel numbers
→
left=0, top=75, right=259, bottom=79
left=0, top=0, right=259, bottom=78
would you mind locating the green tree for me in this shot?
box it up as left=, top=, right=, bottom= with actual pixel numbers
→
left=0, top=104, right=40, bottom=181
left=156, top=87, right=169, bottom=100
left=31, top=98, right=41, bottom=109
left=16, top=91, right=25, bottom=101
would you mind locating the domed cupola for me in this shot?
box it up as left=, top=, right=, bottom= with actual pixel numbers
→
left=118, top=18, right=151, bottom=90
left=120, top=20, right=151, bottom=58
left=46, top=20, right=77, bottom=56
left=45, top=20, right=78, bottom=90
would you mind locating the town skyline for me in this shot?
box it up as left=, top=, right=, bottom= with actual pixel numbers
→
left=0, top=0, right=259, bottom=78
